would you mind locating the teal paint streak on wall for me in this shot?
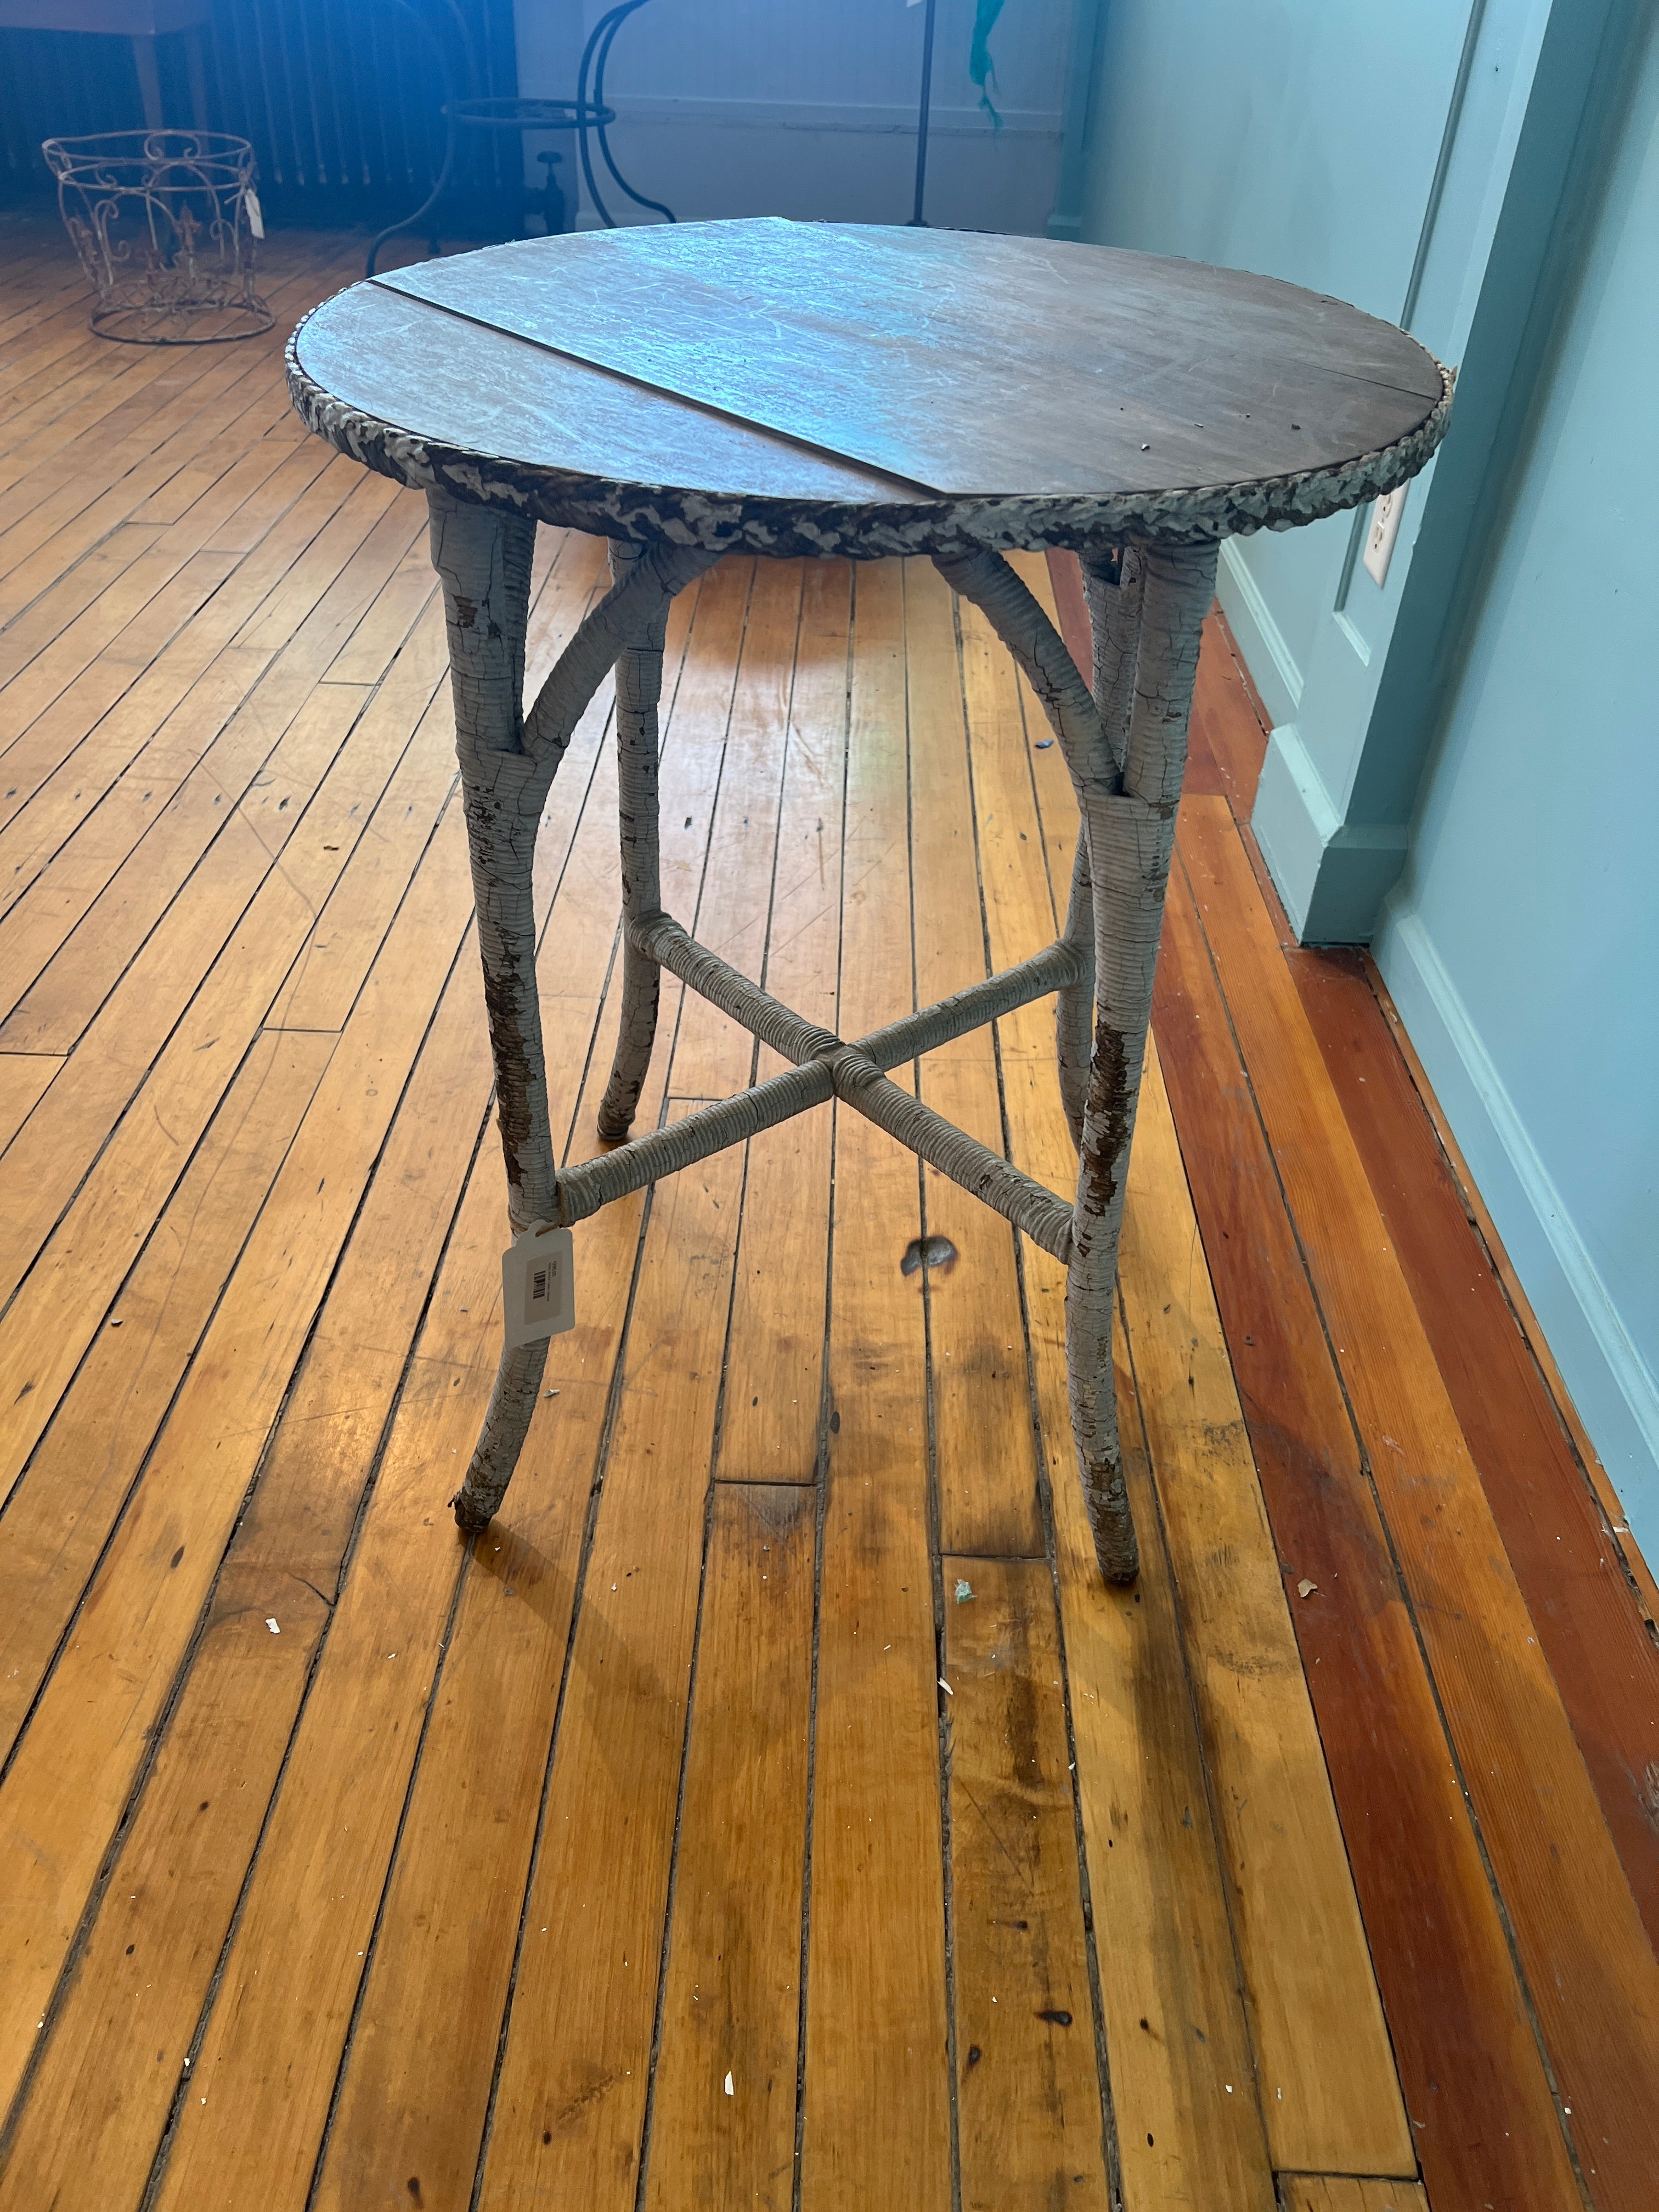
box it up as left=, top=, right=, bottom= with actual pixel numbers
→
left=1378, top=10, right=1659, bottom=1542
left=970, top=0, right=1009, bottom=125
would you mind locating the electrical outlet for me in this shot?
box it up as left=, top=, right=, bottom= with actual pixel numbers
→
left=501, top=1224, right=575, bottom=1349
left=1362, top=484, right=1408, bottom=587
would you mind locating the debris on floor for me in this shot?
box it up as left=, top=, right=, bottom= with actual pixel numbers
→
left=900, top=1233, right=958, bottom=1279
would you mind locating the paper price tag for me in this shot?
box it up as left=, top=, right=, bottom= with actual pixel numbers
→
left=243, top=187, right=264, bottom=240
left=501, top=1223, right=575, bottom=1350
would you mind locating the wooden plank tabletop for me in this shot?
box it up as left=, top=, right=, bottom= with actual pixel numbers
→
left=290, top=222, right=1449, bottom=551
left=369, top=222, right=1441, bottom=499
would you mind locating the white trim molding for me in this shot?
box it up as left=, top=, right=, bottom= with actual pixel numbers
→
left=1252, top=724, right=1410, bottom=944
left=1216, top=538, right=1302, bottom=729
left=599, top=95, right=1064, bottom=140
left=1252, top=723, right=1334, bottom=939
left=1375, top=897, right=1659, bottom=1549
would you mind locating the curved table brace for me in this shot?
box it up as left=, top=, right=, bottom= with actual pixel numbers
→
left=426, top=491, right=716, bottom=1530
left=930, top=545, right=1148, bottom=1152
left=596, top=541, right=672, bottom=1139
left=935, top=541, right=1216, bottom=1583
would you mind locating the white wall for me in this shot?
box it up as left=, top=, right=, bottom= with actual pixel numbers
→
left=513, top=0, right=1071, bottom=234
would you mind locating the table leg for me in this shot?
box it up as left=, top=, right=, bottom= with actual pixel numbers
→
left=185, top=29, right=210, bottom=133
left=427, top=493, right=561, bottom=1530
left=427, top=495, right=719, bottom=1531
left=1056, top=548, right=1144, bottom=1145
left=1068, top=543, right=1216, bottom=1580
left=933, top=540, right=1214, bottom=1582
left=132, top=36, right=165, bottom=133
left=596, top=540, right=670, bottom=1141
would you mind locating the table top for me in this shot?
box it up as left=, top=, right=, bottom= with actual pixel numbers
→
left=287, top=219, right=1452, bottom=559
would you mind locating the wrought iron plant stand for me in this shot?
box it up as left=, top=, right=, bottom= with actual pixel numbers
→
left=46, top=129, right=270, bottom=343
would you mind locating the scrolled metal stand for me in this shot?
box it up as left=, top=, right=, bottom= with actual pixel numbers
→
left=44, top=129, right=271, bottom=345
left=365, top=0, right=669, bottom=277
left=575, top=0, right=676, bottom=228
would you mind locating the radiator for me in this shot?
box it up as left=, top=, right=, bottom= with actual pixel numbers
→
left=1, top=0, right=521, bottom=228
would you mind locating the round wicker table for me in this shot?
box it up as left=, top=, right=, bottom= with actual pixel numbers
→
left=286, top=219, right=1451, bottom=1580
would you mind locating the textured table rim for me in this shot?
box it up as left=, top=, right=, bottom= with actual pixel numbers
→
left=285, top=309, right=1453, bottom=560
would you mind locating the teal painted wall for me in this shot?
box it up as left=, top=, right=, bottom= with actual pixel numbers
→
left=1084, top=0, right=1570, bottom=949
left=1073, top=0, right=1659, bottom=1552
left=1376, top=10, right=1659, bottom=1549
left=1077, top=0, right=1481, bottom=723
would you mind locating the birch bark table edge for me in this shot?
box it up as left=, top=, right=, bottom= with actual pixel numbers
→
left=285, top=219, right=1451, bottom=1583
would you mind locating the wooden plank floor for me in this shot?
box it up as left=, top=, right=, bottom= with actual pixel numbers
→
left=1, top=219, right=1655, bottom=2212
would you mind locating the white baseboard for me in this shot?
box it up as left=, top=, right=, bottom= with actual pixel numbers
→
left=1216, top=538, right=1302, bottom=729
left=1251, top=724, right=1334, bottom=939
left=1375, top=898, right=1659, bottom=1555
left=1252, top=726, right=1414, bottom=945
left=596, top=95, right=1063, bottom=139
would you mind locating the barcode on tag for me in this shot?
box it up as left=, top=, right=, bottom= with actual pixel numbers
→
left=501, top=1224, right=575, bottom=1349
left=244, top=187, right=264, bottom=240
